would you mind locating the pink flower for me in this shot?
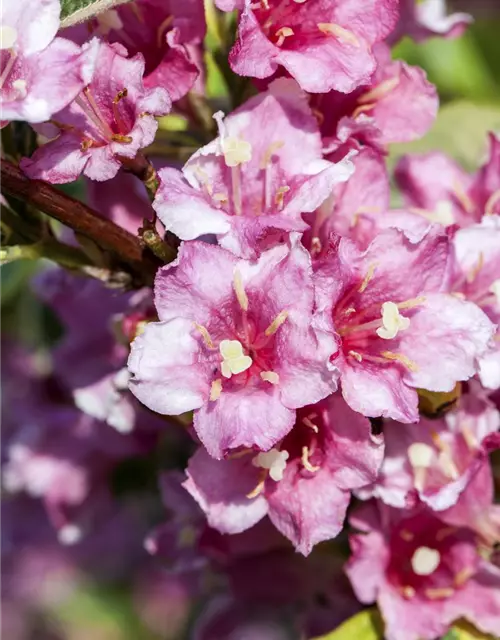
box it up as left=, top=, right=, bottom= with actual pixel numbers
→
left=391, top=0, right=472, bottom=43
left=313, top=228, right=495, bottom=422
left=451, top=215, right=500, bottom=389
left=64, top=0, right=205, bottom=102
left=183, top=394, right=383, bottom=554
left=128, top=238, right=338, bottom=458
left=226, top=0, right=399, bottom=93
left=0, top=0, right=96, bottom=124
left=153, top=79, right=353, bottom=258
left=346, top=500, right=500, bottom=640
left=395, top=133, right=500, bottom=228
left=314, top=44, right=438, bottom=160
left=358, top=389, right=500, bottom=510
left=20, top=40, right=171, bottom=183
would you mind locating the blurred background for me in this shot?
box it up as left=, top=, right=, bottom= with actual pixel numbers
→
left=2, top=1, right=500, bottom=638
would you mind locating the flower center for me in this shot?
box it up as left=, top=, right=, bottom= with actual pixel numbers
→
left=252, top=448, right=289, bottom=481
left=411, top=546, right=441, bottom=576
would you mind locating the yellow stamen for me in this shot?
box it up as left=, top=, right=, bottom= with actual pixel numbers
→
left=357, top=76, right=400, bottom=105
left=317, top=23, right=360, bottom=46
left=461, top=424, right=478, bottom=450
left=233, top=270, right=249, bottom=311
left=303, top=417, right=319, bottom=433
left=397, top=296, right=427, bottom=310
left=112, top=88, right=128, bottom=104
left=213, top=193, right=228, bottom=205
left=265, top=310, right=288, bottom=336
left=348, top=350, right=363, bottom=362
left=466, top=252, right=484, bottom=283
left=301, top=446, right=320, bottom=472
left=351, top=102, right=376, bottom=119
left=111, top=134, right=133, bottom=143
left=210, top=379, right=222, bottom=401
left=156, top=15, right=174, bottom=48
left=193, top=322, right=214, bottom=349
left=260, top=371, right=280, bottom=385
left=376, top=301, right=410, bottom=340
left=452, top=181, right=474, bottom=214
left=400, top=530, right=414, bottom=542
left=424, top=587, right=455, bottom=600
left=275, top=185, right=290, bottom=210
left=454, top=566, right=475, bottom=587
left=401, top=586, right=415, bottom=599
left=485, top=189, right=500, bottom=215
left=260, top=141, right=284, bottom=169
left=275, top=26, right=294, bottom=47
left=358, top=262, right=378, bottom=293
left=0, top=26, right=18, bottom=50
left=246, top=477, right=266, bottom=499
left=381, top=351, right=419, bottom=372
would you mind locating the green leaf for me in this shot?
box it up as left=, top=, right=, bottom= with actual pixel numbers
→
left=312, top=608, right=384, bottom=640
left=60, top=0, right=131, bottom=28
left=448, top=620, right=497, bottom=640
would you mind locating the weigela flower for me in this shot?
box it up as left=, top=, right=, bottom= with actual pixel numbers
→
left=20, top=40, right=171, bottom=183
left=391, top=0, right=473, bottom=43
left=153, top=79, right=353, bottom=258
left=451, top=215, right=500, bottom=389
left=182, top=394, right=383, bottom=555
left=0, top=0, right=96, bottom=124
left=314, top=44, right=438, bottom=161
left=35, top=268, right=158, bottom=434
left=128, top=238, right=338, bottom=458
left=313, top=228, right=495, bottom=422
left=395, top=133, right=500, bottom=228
left=346, top=499, right=500, bottom=640
left=65, top=0, right=205, bottom=101
left=226, top=0, right=399, bottom=94
left=358, top=390, right=500, bottom=510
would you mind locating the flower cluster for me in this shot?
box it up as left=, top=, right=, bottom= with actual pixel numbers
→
left=2, top=0, right=499, bottom=638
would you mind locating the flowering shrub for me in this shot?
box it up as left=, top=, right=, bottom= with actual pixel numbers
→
left=1, top=0, right=499, bottom=638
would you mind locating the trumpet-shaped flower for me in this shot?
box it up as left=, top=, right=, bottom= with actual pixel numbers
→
left=20, top=40, right=171, bottom=183
left=128, top=238, right=338, bottom=458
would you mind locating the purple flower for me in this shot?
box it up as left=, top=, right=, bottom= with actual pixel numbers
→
left=313, top=227, right=495, bottom=421
left=153, top=79, right=353, bottom=259
left=128, top=238, right=338, bottom=458
left=0, top=0, right=96, bottom=124
left=183, top=394, right=383, bottom=554
left=20, top=40, right=171, bottom=183
left=226, top=0, right=399, bottom=94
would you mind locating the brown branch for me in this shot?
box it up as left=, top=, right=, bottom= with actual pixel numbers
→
left=1, top=160, right=160, bottom=284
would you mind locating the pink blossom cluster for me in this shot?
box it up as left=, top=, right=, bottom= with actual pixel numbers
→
left=2, top=0, right=500, bottom=638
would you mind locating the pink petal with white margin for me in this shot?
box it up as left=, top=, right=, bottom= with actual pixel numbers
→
left=266, top=466, right=351, bottom=556
left=341, top=359, right=419, bottom=423
left=154, top=241, right=236, bottom=324
left=194, top=385, right=296, bottom=460
left=153, top=168, right=231, bottom=239
left=183, top=447, right=268, bottom=534
left=128, top=318, right=211, bottom=415
left=399, top=293, right=495, bottom=392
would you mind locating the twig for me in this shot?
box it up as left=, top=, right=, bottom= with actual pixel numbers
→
left=1, top=160, right=160, bottom=284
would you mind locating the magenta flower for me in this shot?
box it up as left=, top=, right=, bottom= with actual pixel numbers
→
left=225, top=0, right=399, bottom=93
left=451, top=215, right=500, bottom=389
left=395, top=133, right=500, bottom=228
left=183, top=394, right=383, bottom=554
left=0, top=0, right=96, bottom=124
left=128, top=239, right=338, bottom=458
left=153, top=79, right=353, bottom=258
left=391, top=0, right=472, bottom=43
left=313, top=228, right=495, bottom=422
left=315, top=44, right=438, bottom=160
left=20, top=40, right=171, bottom=183
left=358, top=390, right=500, bottom=510
left=346, top=500, right=500, bottom=640
left=64, top=0, right=205, bottom=101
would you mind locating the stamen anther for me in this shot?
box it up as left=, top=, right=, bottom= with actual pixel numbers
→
left=193, top=323, right=214, bottom=349
left=260, top=371, right=280, bottom=385
left=233, top=270, right=249, bottom=311
left=265, top=311, right=288, bottom=336
left=301, top=446, right=320, bottom=472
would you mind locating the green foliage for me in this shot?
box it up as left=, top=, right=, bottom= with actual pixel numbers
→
left=312, top=608, right=384, bottom=640
left=60, top=0, right=131, bottom=27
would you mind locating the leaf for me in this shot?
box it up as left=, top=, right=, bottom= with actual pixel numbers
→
left=312, top=608, right=384, bottom=640
left=448, top=619, right=497, bottom=640
left=60, top=0, right=131, bottom=28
